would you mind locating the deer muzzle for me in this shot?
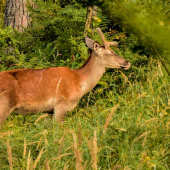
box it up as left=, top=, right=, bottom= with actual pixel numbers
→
left=121, top=60, right=131, bottom=70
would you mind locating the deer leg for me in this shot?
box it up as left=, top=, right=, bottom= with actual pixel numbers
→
left=54, top=106, right=67, bottom=122
left=54, top=101, right=78, bottom=122
left=0, top=100, right=15, bottom=125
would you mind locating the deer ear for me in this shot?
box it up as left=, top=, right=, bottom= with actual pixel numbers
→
left=85, top=37, right=95, bottom=49
left=93, top=42, right=100, bottom=51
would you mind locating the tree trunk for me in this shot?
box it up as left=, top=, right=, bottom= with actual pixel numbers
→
left=84, top=6, right=98, bottom=37
left=91, top=6, right=97, bottom=35
left=4, top=0, right=31, bottom=31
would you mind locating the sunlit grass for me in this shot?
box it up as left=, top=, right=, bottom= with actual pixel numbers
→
left=0, top=59, right=170, bottom=169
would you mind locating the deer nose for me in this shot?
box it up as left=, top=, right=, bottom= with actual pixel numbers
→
left=121, top=60, right=131, bottom=70
left=124, top=60, right=130, bottom=66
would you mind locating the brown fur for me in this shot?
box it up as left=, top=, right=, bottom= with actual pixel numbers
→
left=0, top=28, right=130, bottom=125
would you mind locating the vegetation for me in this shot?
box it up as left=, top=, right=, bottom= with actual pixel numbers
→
left=101, top=0, right=170, bottom=75
left=0, top=0, right=170, bottom=169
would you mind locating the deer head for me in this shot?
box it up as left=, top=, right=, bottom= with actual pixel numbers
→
left=85, top=28, right=131, bottom=70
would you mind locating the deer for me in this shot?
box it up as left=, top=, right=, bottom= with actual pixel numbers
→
left=0, top=28, right=130, bottom=125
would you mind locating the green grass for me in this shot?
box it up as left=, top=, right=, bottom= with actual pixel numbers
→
left=0, top=59, right=170, bottom=170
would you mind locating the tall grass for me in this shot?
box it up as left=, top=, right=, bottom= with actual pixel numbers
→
left=0, top=58, right=170, bottom=169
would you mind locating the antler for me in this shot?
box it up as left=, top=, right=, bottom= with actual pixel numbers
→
left=96, top=28, right=107, bottom=46
left=96, top=28, right=118, bottom=48
left=108, top=41, right=118, bottom=47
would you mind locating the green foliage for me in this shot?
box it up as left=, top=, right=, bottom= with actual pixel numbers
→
left=76, top=0, right=170, bottom=75
left=0, top=0, right=88, bottom=70
left=0, top=27, right=21, bottom=70
left=0, top=27, right=18, bottom=48
left=100, top=0, right=170, bottom=75
left=25, top=0, right=86, bottom=60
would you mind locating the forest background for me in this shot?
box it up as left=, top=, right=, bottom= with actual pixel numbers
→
left=0, top=0, right=170, bottom=169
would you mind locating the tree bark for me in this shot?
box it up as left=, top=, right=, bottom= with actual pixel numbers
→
left=91, top=6, right=97, bottom=34
left=84, top=6, right=98, bottom=37
left=4, top=0, right=31, bottom=31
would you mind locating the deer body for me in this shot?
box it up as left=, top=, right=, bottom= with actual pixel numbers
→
left=0, top=28, right=130, bottom=125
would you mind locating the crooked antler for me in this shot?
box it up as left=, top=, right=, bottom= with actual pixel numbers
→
left=96, top=28, right=118, bottom=48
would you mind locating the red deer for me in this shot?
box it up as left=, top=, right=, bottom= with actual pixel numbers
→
left=0, top=28, right=130, bottom=125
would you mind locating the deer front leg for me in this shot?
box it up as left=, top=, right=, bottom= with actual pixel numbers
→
left=0, top=107, right=13, bottom=125
left=54, top=101, right=77, bottom=122
left=54, top=107, right=67, bottom=122
left=0, top=98, right=15, bottom=125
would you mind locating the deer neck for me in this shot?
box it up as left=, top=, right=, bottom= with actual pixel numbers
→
left=76, top=52, right=105, bottom=96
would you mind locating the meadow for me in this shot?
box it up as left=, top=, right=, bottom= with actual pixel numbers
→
left=0, top=56, right=170, bottom=169
left=0, top=0, right=170, bottom=169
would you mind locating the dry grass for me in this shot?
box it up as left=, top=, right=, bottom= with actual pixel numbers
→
left=78, top=123, right=82, bottom=149
left=36, top=137, right=42, bottom=150
left=27, top=150, right=31, bottom=170
left=35, top=114, right=49, bottom=124
left=103, top=104, right=119, bottom=134
left=63, top=161, right=69, bottom=170
left=58, top=130, right=74, bottom=157
left=141, top=118, right=160, bottom=127
left=23, top=138, right=26, bottom=159
left=116, top=128, right=127, bottom=131
left=33, top=147, right=44, bottom=169
left=7, top=139, right=13, bottom=170
left=52, top=153, right=72, bottom=160
left=72, top=133, right=86, bottom=170
left=58, top=135, right=65, bottom=157
left=0, top=90, right=7, bottom=97
left=45, top=159, right=50, bottom=170
left=0, top=131, right=13, bottom=138
left=133, top=131, right=151, bottom=146
left=137, top=152, right=147, bottom=169
left=92, top=131, right=98, bottom=170
left=142, top=133, right=151, bottom=148
left=87, top=131, right=98, bottom=170
left=27, top=141, right=40, bottom=145
left=112, top=165, right=122, bottom=170
left=32, top=130, right=47, bottom=139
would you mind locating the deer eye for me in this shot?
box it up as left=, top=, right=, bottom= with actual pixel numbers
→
left=109, top=53, right=114, bottom=57
left=108, top=52, right=114, bottom=56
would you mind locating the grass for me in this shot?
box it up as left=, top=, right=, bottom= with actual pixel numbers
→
left=0, top=59, right=170, bottom=170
